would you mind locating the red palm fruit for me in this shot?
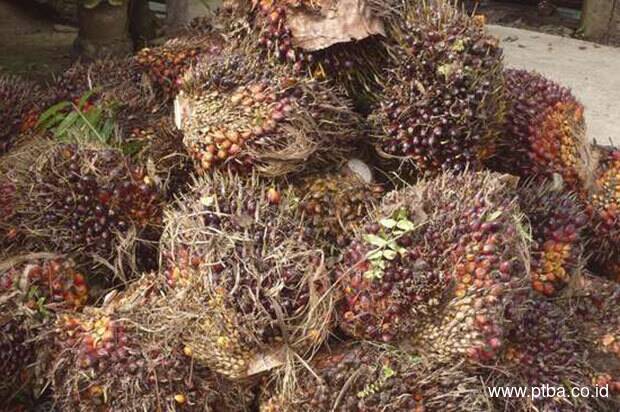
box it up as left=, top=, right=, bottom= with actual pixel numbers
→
left=336, top=171, right=528, bottom=365
left=370, top=1, right=505, bottom=175
left=517, top=179, right=588, bottom=296
left=492, top=69, right=593, bottom=192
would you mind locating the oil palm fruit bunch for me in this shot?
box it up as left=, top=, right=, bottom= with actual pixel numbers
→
left=178, top=45, right=362, bottom=177
left=567, top=275, right=620, bottom=396
left=49, top=277, right=254, bottom=411
left=336, top=171, right=528, bottom=365
left=132, top=33, right=224, bottom=101
left=249, top=0, right=388, bottom=105
left=0, top=140, right=162, bottom=281
left=517, top=179, right=587, bottom=296
left=490, top=298, right=606, bottom=412
left=160, top=172, right=334, bottom=379
left=0, top=253, right=89, bottom=402
left=369, top=0, right=505, bottom=175
left=0, top=74, right=49, bottom=153
left=591, top=256, right=620, bottom=283
left=294, top=168, right=385, bottom=249
left=260, top=343, right=488, bottom=412
left=583, top=145, right=620, bottom=263
left=493, top=69, right=591, bottom=191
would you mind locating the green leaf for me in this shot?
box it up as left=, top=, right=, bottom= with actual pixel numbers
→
left=383, top=249, right=397, bottom=260
left=36, top=101, right=71, bottom=129
left=107, top=0, right=126, bottom=5
left=367, top=249, right=383, bottom=261
left=83, top=107, right=103, bottom=129
left=398, top=247, right=407, bottom=256
left=53, top=111, right=79, bottom=138
left=100, top=119, right=115, bottom=143
left=83, top=0, right=103, bottom=9
left=363, top=234, right=387, bottom=248
left=379, top=218, right=397, bottom=229
left=452, top=39, right=465, bottom=52
left=77, top=89, right=96, bottom=109
left=121, top=141, right=145, bottom=157
left=396, top=219, right=415, bottom=232
left=386, top=240, right=399, bottom=251
left=382, top=365, right=395, bottom=379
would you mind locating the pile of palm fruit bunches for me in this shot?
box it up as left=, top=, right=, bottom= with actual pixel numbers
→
left=1, top=0, right=619, bottom=410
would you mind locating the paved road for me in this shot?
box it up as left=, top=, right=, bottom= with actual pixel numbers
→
left=488, top=25, right=620, bottom=146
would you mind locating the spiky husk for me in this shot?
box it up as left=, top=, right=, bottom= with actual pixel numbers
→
left=0, top=74, right=50, bottom=154
left=294, top=170, right=385, bottom=250
left=584, top=146, right=620, bottom=261
left=160, top=172, right=334, bottom=379
left=369, top=1, right=505, bottom=174
left=0, top=139, right=163, bottom=281
left=493, top=69, right=592, bottom=191
left=488, top=297, right=608, bottom=411
left=1, top=253, right=88, bottom=402
left=336, top=171, right=529, bottom=365
left=178, top=45, right=362, bottom=177
left=48, top=275, right=254, bottom=411
left=517, top=179, right=587, bottom=296
left=259, top=342, right=490, bottom=412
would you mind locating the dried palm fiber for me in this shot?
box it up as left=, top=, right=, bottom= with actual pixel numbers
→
left=1, top=253, right=89, bottom=403
left=132, top=30, right=225, bottom=102
left=563, top=275, right=620, bottom=398
left=177, top=44, right=362, bottom=177
left=248, top=0, right=389, bottom=107
left=336, top=171, right=529, bottom=364
left=160, top=172, right=334, bottom=379
left=293, top=167, right=385, bottom=250
left=492, top=69, right=593, bottom=192
left=48, top=274, right=254, bottom=411
left=487, top=297, right=609, bottom=412
left=0, top=138, right=163, bottom=282
left=517, top=178, right=587, bottom=296
left=582, top=145, right=620, bottom=262
left=259, top=342, right=490, bottom=412
left=368, top=0, right=505, bottom=175
left=0, top=74, right=52, bottom=154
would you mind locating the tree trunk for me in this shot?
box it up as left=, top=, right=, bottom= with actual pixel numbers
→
left=581, top=0, right=620, bottom=44
left=166, top=0, right=190, bottom=30
left=75, top=1, right=133, bottom=59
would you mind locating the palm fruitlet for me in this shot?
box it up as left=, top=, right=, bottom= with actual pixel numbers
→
left=0, top=140, right=162, bottom=281
left=49, top=276, right=254, bottom=411
left=294, top=170, right=385, bottom=249
left=517, top=179, right=587, bottom=296
left=160, top=172, right=333, bottom=379
left=493, top=69, right=592, bottom=191
left=337, top=171, right=528, bottom=365
left=370, top=0, right=505, bottom=174
left=178, top=46, right=362, bottom=177
left=260, top=343, right=489, bottom=412
left=0, top=74, right=49, bottom=153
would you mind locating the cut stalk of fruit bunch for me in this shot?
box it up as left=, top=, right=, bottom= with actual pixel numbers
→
left=178, top=44, right=363, bottom=177
left=336, top=171, right=528, bottom=365
left=160, top=172, right=334, bottom=379
left=369, top=0, right=505, bottom=175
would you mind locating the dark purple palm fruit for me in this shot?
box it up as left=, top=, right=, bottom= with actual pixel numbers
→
left=0, top=140, right=163, bottom=282
left=0, top=74, right=50, bottom=154
left=583, top=145, right=620, bottom=266
left=159, top=172, right=334, bottom=379
left=492, top=69, right=592, bottom=192
left=517, top=178, right=588, bottom=296
left=489, top=298, right=606, bottom=412
left=250, top=0, right=389, bottom=107
left=369, top=0, right=505, bottom=175
left=336, top=171, right=528, bottom=365
left=260, top=343, right=489, bottom=412
left=178, top=45, right=362, bottom=177
left=49, top=275, right=254, bottom=411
